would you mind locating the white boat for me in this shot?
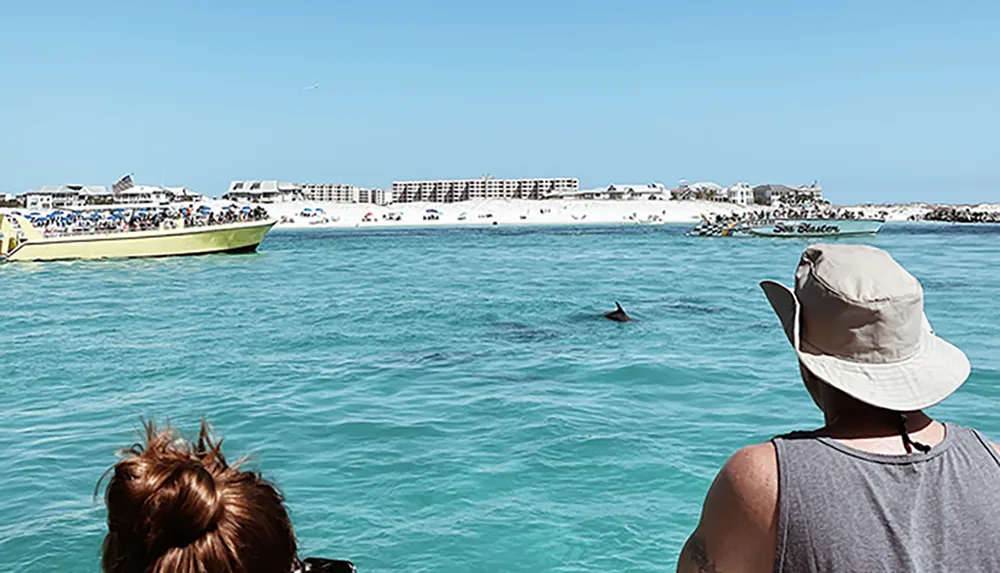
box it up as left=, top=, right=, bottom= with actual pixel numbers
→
left=746, top=218, right=884, bottom=237
left=690, top=217, right=884, bottom=238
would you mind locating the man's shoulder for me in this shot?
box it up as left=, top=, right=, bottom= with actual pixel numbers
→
left=676, top=443, right=779, bottom=572
left=949, top=422, right=1000, bottom=457
left=717, top=442, right=779, bottom=518
left=699, top=442, right=779, bottom=535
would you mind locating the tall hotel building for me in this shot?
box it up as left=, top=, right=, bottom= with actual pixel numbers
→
left=391, top=176, right=578, bottom=203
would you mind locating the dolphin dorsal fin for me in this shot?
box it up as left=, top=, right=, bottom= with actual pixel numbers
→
left=615, top=301, right=624, bottom=312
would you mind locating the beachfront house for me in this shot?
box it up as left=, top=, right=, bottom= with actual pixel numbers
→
left=223, top=181, right=305, bottom=203
left=726, top=182, right=753, bottom=205
left=752, top=182, right=824, bottom=206
left=113, top=185, right=205, bottom=205
left=606, top=183, right=666, bottom=200
left=19, top=185, right=111, bottom=211
left=546, top=183, right=666, bottom=201
left=672, top=181, right=727, bottom=202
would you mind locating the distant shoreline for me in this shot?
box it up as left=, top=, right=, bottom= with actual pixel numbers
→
left=4, top=199, right=999, bottom=230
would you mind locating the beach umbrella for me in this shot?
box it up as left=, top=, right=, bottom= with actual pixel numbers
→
left=303, top=208, right=312, bottom=212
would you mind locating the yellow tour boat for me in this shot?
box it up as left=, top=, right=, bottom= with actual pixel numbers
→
left=0, top=213, right=275, bottom=262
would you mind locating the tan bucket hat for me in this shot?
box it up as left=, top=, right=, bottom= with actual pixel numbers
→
left=760, top=243, right=970, bottom=411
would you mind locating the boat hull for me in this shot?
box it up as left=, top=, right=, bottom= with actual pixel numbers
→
left=745, top=219, right=884, bottom=238
left=2, top=219, right=275, bottom=262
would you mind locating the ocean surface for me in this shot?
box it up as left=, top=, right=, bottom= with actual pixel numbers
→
left=2, top=223, right=999, bottom=572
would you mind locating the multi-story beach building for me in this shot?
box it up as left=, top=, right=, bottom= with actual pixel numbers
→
left=299, top=183, right=362, bottom=203
left=726, top=182, right=753, bottom=205
left=752, top=182, right=824, bottom=206
left=391, top=176, right=578, bottom=203
left=225, top=181, right=392, bottom=205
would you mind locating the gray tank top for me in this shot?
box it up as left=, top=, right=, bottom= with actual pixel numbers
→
left=772, top=423, right=1000, bottom=573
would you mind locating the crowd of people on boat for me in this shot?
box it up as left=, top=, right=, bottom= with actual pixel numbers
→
left=16, top=205, right=270, bottom=237
left=910, top=206, right=1000, bottom=223
left=689, top=206, right=888, bottom=236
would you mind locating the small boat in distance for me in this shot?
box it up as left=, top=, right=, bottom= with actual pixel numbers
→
left=1, top=209, right=275, bottom=262
left=689, top=216, right=885, bottom=238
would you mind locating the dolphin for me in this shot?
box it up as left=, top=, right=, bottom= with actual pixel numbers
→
left=603, top=302, right=633, bottom=322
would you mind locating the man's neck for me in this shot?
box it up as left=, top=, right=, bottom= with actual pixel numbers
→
left=820, top=409, right=946, bottom=454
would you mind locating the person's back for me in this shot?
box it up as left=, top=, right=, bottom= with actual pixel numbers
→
left=676, top=244, right=1000, bottom=572
left=774, top=423, right=1000, bottom=572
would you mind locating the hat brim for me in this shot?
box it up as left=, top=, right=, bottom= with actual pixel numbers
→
left=760, top=280, right=971, bottom=411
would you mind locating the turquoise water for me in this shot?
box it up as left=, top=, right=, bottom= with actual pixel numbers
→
left=2, top=223, right=999, bottom=572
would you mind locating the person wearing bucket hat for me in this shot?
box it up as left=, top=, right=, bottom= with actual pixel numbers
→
left=677, top=244, right=1000, bottom=573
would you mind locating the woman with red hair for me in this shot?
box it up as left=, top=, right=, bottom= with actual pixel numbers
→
left=100, top=421, right=355, bottom=573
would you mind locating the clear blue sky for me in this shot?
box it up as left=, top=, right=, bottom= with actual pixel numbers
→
left=1, top=1, right=998, bottom=203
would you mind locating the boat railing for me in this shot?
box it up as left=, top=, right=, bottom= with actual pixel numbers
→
left=31, top=214, right=268, bottom=239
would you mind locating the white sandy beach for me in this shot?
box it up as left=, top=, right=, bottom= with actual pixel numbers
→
left=5, top=200, right=1000, bottom=231
left=262, top=198, right=746, bottom=229
left=245, top=200, right=1000, bottom=229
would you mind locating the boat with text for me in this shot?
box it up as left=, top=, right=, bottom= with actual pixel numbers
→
left=1, top=207, right=275, bottom=262
left=689, top=217, right=884, bottom=238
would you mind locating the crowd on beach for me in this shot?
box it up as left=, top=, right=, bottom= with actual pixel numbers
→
left=16, top=205, right=270, bottom=237
left=910, top=206, right=1000, bottom=223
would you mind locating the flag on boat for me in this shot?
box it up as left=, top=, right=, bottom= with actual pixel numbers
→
left=112, top=174, right=135, bottom=194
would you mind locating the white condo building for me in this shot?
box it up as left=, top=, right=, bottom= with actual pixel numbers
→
left=391, top=176, right=578, bottom=203
left=224, top=180, right=393, bottom=205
